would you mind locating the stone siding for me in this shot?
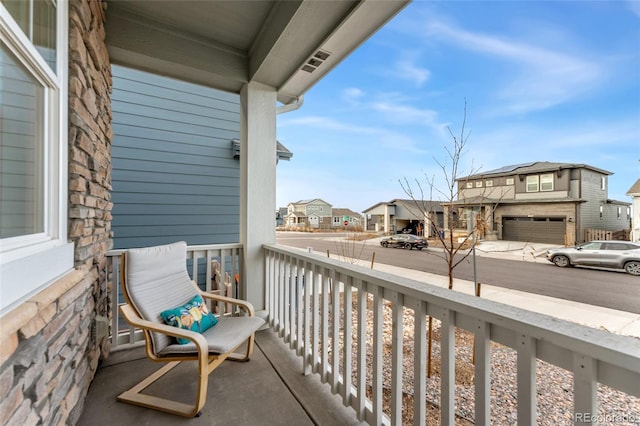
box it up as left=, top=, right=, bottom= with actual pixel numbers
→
left=0, top=1, right=112, bottom=425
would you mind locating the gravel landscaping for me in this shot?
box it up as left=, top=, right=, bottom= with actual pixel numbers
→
left=329, top=295, right=640, bottom=425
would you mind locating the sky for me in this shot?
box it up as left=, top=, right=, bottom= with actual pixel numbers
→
left=275, top=0, right=640, bottom=214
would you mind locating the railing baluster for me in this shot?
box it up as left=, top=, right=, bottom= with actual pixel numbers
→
left=474, top=319, right=491, bottom=425
left=573, top=354, right=597, bottom=425
left=278, top=252, right=285, bottom=335
left=296, top=258, right=304, bottom=355
left=517, top=334, right=537, bottom=424
left=312, top=265, right=320, bottom=374
left=342, top=276, right=353, bottom=408
left=303, top=261, right=312, bottom=375
left=284, top=255, right=290, bottom=342
left=373, top=285, right=384, bottom=425
left=356, top=279, right=367, bottom=421
left=321, top=268, right=330, bottom=382
left=441, top=308, right=455, bottom=426
left=266, top=250, right=274, bottom=327
left=289, top=258, right=297, bottom=350
left=411, top=298, right=427, bottom=426
left=331, top=271, right=341, bottom=393
left=390, top=290, right=404, bottom=425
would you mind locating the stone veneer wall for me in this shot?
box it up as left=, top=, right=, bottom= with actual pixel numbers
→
left=0, top=1, right=113, bottom=424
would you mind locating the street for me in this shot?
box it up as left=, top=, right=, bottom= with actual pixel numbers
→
left=276, top=232, right=640, bottom=314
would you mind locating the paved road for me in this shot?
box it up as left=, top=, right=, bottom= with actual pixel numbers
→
left=276, top=232, right=640, bottom=314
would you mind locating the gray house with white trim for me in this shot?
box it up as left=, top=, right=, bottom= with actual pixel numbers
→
left=455, top=162, right=631, bottom=244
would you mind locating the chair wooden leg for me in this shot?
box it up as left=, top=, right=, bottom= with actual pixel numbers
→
left=227, top=334, right=256, bottom=362
left=117, top=360, right=207, bottom=418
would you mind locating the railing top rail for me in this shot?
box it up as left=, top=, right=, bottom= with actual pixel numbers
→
left=264, top=243, right=640, bottom=373
left=107, top=243, right=244, bottom=257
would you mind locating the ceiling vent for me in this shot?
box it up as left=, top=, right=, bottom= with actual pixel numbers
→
left=301, top=49, right=331, bottom=73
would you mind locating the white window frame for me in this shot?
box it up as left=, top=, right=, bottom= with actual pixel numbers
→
left=465, top=182, right=473, bottom=189
left=506, top=177, right=515, bottom=185
left=0, top=2, right=72, bottom=315
left=475, top=181, right=482, bottom=188
left=526, top=175, right=539, bottom=192
left=601, top=176, right=606, bottom=190
left=485, top=180, right=493, bottom=187
left=540, top=173, right=554, bottom=192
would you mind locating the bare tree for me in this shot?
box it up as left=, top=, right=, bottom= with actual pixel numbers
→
left=400, top=100, right=485, bottom=289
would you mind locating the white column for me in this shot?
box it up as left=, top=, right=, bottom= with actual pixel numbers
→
left=384, top=204, right=390, bottom=234
left=240, top=82, right=277, bottom=311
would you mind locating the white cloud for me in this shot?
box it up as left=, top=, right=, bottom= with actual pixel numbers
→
left=423, top=20, right=604, bottom=114
left=342, top=87, right=365, bottom=105
left=627, top=0, right=640, bottom=18
left=370, top=101, right=447, bottom=133
left=392, top=56, right=431, bottom=87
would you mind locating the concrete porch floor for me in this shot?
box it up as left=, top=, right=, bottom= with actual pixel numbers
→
left=78, top=329, right=364, bottom=425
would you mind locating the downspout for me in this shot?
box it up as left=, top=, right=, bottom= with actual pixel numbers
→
left=276, top=95, right=304, bottom=115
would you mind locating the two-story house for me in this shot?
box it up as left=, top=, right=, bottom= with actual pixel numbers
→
left=284, top=198, right=333, bottom=229
left=453, top=162, right=631, bottom=245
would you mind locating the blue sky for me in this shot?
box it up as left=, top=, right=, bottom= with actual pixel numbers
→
left=276, top=1, right=640, bottom=213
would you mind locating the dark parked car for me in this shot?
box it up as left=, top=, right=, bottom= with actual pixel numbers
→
left=546, top=240, right=640, bottom=276
left=380, top=234, right=427, bottom=250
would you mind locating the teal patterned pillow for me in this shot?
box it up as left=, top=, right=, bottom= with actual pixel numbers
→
left=160, top=295, right=218, bottom=344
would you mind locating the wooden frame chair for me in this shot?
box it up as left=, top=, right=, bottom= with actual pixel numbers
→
left=117, top=241, right=265, bottom=417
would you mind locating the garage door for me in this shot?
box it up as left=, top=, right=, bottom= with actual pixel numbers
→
left=502, top=217, right=566, bottom=244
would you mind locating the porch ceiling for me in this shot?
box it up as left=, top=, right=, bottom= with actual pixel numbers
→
left=105, top=0, right=409, bottom=105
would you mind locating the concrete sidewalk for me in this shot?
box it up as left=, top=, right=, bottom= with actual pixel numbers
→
left=336, top=237, right=640, bottom=338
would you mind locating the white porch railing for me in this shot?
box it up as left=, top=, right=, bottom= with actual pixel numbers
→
left=106, top=243, right=244, bottom=351
left=264, top=243, right=640, bottom=425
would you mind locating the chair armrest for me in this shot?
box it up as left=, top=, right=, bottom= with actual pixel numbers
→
left=198, top=291, right=256, bottom=316
left=119, top=304, right=208, bottom=352
left=189, top=280, right=256, bottom=316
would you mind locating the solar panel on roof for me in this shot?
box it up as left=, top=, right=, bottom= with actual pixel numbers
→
left=484, top=162, right=538, bottom=174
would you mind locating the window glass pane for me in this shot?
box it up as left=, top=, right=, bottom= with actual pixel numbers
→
left=540, top=174, right=553, bottom=191
left=2, top=0, right=57, bottom=72
left=3, top=0, right=30, bottom=35
left=33, top=0, right=56, bottom=71
left=0, top=42, right=44, bottom=238
left=526, top=176, right=538, bottom=192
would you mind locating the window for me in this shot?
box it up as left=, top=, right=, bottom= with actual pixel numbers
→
left=506, top=177, right=514, bottom=185
left=599, top=206, right=604, bottom=219
left=475, top=181, right=482, bottom=188
left=540, top=173, right=554, bottom=191
left=1, top=0, right=71, bottom=314
left=485, top=180, right=493, bottom=187
left=601, top=176, right=606, bottom=190
left=526, top=175, right=539, bottom=192
left=617, top=207, right=621, bottom=218
left=465, top=182, right=473, bottom=189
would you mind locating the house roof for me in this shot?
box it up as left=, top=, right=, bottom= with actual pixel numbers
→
left=626, top=179, right=640, bottom=196
left=459, top=161, right=613, bottom=180
left=332, top=208, right=361, bottom=217
left=362, top=199, right=444, bottom=213
left=105, top=1, right=409, bottom=106
left=293, top=198, right=331, bottom=206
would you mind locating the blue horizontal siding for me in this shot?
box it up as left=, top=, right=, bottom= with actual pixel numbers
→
left=111, top=65, right=241, bottom=249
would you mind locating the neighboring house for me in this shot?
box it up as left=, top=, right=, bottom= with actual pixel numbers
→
left=0, top=1, right=407, bottom=424
left=285, top=198, right=333, bottom=229
left=363, top=199, right=445, bottom=236
left=454, top=162, right=631, bottom=245
left=626, top=179, right=640, bottom=242
left=331, top=208, right=363, bottom=229
left=276, top=207, right=288, bottom=227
